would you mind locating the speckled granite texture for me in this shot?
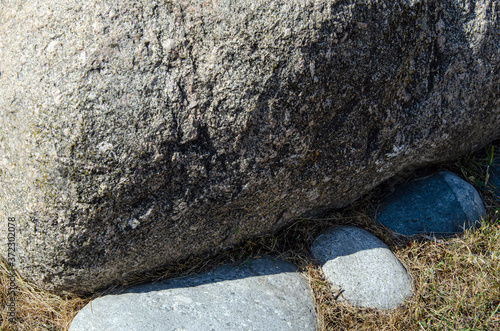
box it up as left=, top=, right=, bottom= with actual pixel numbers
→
left=1, top=0, right=499, bottom=294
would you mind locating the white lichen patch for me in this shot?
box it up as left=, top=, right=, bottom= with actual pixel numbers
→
left=385, top=145, right=406, bottom=158
left=97, top=141, right=113, bottom=153
left=128, top=218, right=140, bottom=229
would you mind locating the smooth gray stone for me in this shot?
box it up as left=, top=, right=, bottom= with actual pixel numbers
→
left=376, top=171, right=485, bottom=236
left=311, top=226, right=413, bottom=310
left=69, top=257, right=317, bottom=331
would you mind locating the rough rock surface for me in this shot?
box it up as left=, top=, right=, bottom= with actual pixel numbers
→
left=311, top=226, right=413, bottom=309
left=69, top=257, right=317, bottom=331
left=1, top=0, right=499, bottom=294
left=376, top=171, right=485, bottom=236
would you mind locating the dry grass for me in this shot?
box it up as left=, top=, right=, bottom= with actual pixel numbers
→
left=1, top=142, right=499, bottom=330
left=0, top=262, right=87, bottom=330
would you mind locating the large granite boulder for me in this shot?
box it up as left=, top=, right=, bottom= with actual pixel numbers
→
left=1, top=0, right=499, bottom=294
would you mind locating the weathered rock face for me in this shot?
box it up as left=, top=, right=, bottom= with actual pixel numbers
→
left=1, top=0, right=499, bottom=294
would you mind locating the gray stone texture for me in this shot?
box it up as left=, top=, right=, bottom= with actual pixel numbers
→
left=311, top=226, right=413, bottom=310
left=1, top=0, right=500, bottom=294
left=376, top=171, right=485, bottom=236
left=69, top=257, right=317, bottom=331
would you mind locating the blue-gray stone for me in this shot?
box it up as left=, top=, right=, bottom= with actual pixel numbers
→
left=489, top=161, right=500, bottom=200
left=376, top=171, right=485, bottom=236
left=69, top=257, right=317, bottom=331
left=311, top=226, right=413, bottom=310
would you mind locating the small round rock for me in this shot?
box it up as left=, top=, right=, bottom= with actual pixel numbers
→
left=311, top=226, right=413, bottom=310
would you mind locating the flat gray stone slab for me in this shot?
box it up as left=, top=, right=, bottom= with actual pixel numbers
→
left=311, top=226, right=413, bottom=310
left=376, top=171, right=485, bottom=236
left=69, top=257, right=317, bottom=331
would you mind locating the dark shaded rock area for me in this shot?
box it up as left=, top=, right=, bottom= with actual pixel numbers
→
left=0, top=0, right=499, bottom=294
left=489, top=159, right=500, bottom=200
